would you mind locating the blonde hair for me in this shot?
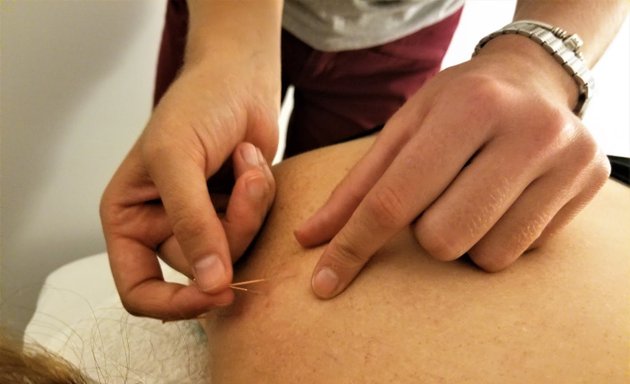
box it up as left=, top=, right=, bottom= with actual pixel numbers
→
left=0, top=329, right=89, bottom=384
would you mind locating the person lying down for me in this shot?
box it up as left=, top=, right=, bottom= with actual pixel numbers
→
left=195, top=135, right=629, bottom=383
left=6, top=135, right=629, bottom=383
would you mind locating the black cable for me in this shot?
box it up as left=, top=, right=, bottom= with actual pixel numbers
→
left=608, top=155, right=630, bottom=186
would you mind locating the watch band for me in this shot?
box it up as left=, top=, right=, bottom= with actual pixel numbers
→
left=473, top=20, right=594, bottom=118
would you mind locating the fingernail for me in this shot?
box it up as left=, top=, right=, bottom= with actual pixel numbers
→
left=194, top=255, right=226, bottom=292
left=312, top=267, right=339, bottom=298
left=246, top=177, right=265, bottom=199
left=241, top=143, right=259, bottom=167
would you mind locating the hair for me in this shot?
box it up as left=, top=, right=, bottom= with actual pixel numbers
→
left=0, top=329, right=90, bottom=384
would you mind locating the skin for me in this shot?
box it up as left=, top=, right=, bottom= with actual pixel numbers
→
left=298, top=0, right=630, bottom=299
left=100, top=0, right=282, bottom=319
left=100, top=0, right=629, bottom=320
left=201, top=136, right=630, bottom=383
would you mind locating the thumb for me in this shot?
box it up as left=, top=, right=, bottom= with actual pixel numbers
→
left=146, top=146, right=232, bottom=294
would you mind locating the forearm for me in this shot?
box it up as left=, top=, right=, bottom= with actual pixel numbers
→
left=186, top=0, right=283, bottom=68
left=514, top=0, right=629, bottom=67
left=178, top=0, right=284, bottom=118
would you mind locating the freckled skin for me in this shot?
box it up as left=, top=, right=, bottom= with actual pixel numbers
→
left=202, top=137, right=630, bottom=384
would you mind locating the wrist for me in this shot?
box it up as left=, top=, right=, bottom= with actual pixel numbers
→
left=186, top=0, right=282, bottom=65
left=473, top=34, right=579, bottom=114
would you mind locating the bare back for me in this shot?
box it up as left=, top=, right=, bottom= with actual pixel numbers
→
left=203, top=136, right=630, bottom=383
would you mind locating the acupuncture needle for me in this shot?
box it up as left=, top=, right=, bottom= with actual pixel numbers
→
left=162, top=278, right=269, bottom=323
left=229, top=278, right=268, bottom=294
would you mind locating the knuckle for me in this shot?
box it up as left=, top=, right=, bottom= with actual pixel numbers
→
left=99, top=184, right=121, bottom=225
left=414, top=218, right=461, bottom=261
left=470, top=249, right=514, bottom=272
left=170, top=215, right=209, bottom=255
left=142, top=132, right=205, bottom=174
left=573, top=148, right=610, bottom=196
left=506, top=212, right=550, bottom=255
left=592, top=155, right=612, bottom=184
left=471, top=232, right=534, bottom=272
left=540, top=111, right=569, bottom=141
left=517, top=216, right=547, bottom=248
left=570, top=131, right=601, bottom=169
left=330, top=182, right=364, bottom=210
left=141, top=135, right=174, bottom=165
left=512, top=110, right=577, bottom=164
left=364, top=185, right=407, bottom=231
left=453, top=74, right=511, bottom=122
left=98, top=194, right=113, bottom=223
left=120, top=297, right=143, bottom=317
left=461, top=74, right=507, bottom=108
left=525, top=110, right=572, bottom=154
left=328, top=231, right=368, bottom=269
left=583, top=158, right=611, bottom=196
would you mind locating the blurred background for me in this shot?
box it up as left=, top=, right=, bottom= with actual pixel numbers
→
left=1, top=1, right=628, bottom=336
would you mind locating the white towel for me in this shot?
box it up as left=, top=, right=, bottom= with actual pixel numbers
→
left=25, top=254, right=210, bottom=383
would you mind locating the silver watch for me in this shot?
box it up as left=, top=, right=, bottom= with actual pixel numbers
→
left=474, top=20, right=594, bottom=118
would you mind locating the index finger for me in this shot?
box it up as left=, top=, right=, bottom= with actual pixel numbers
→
left=102, top=145, right=235, bottom=319
left=145, top=142, right=233, bottom=294
left=311, top=111, right=489, bottom=299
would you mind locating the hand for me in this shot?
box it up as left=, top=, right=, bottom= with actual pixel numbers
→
left=158, top=142, right=275, bottom=279
left=296, top=35, right=611, bottom=299
left=100, top=56, right=279, bottom=320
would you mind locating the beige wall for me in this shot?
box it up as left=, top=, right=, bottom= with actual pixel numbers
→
left=1, top=0, right=166, bottom=333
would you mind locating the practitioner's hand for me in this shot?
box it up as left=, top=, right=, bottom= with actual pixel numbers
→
left=296, top=35, right=611, bottom=299
left=100, top=56, right=279, bottom=320
left=158, top=142, right=275, bottom=278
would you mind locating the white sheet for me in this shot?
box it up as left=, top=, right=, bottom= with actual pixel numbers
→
left=24, top=253, right=210, bottom=383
